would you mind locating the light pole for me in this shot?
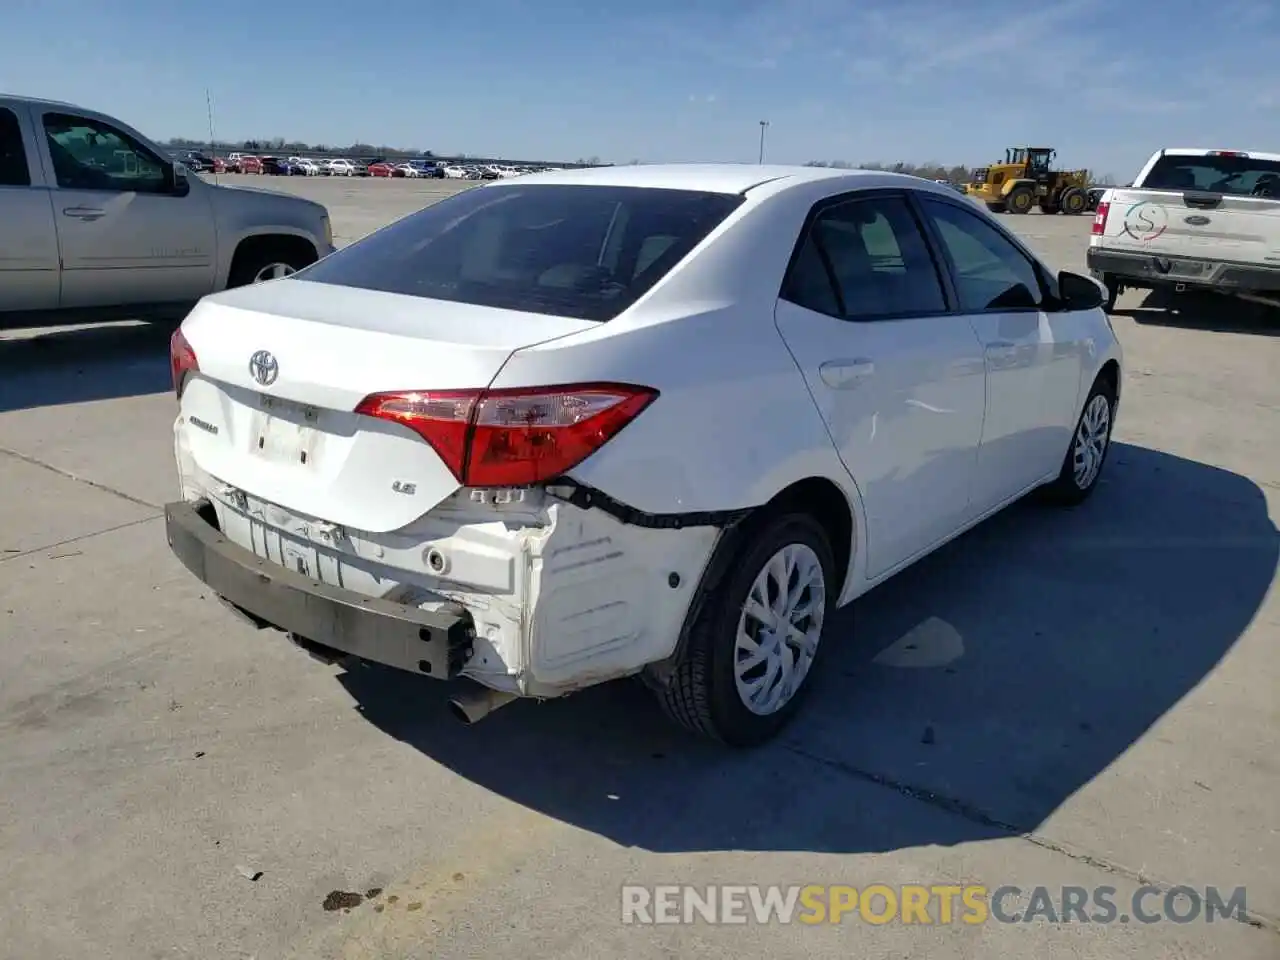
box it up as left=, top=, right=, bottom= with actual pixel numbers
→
left=758, top=120, right=770, bottom=164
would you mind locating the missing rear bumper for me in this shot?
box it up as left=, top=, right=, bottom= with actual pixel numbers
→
left=164, top=499, right=476, bottom=678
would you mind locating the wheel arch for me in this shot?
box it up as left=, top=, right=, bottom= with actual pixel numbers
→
left=1000, top=178, right=1037, bottom=198
left=221, top=232, right=319, bottom=288
left=641, top=471, right=864, bottom=691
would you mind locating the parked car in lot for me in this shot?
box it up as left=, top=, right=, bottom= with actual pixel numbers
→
left=164, top=163, right=1122, bottom=745
left=292, top=158, right=325, bottom=176
left=367, top=160, right=396, bottom=177
left=326, top=158, right=365, bottom=176
left=178, top=151, right=216, bottom=172
left=0, top=94, right=335, bottom=319
left=227, top=153, right=262, bottom=175
left=1087, top=148, right=1280, bottom=311
left=260, top=156, right=294, bottom=176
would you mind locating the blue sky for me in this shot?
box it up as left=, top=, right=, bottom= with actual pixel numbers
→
left=2, top=0, right=1276, bottom=178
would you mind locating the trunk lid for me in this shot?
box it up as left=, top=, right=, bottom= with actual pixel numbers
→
left=178, top=279, right=596, bottom=533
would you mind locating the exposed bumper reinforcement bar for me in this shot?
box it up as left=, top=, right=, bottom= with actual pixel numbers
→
left=164, top=499, right=475, bottom=678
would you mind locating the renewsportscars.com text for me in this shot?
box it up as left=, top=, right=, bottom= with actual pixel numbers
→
left=620, top=884, right=1251, bottom=926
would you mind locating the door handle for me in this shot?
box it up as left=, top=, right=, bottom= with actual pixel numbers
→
left=819, top=358, right=875, bottom=389
left=62, top=207, right=105, bottom=222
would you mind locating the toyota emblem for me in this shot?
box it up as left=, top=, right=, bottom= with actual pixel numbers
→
left=249, top=350, right=279, bottom=386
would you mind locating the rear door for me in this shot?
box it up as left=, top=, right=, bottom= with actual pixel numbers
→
left=0, top=102, right=60, bottom=312
left=773, top=190, right=987, bottom=579
left=1097, top=151, right=1280, bottom=270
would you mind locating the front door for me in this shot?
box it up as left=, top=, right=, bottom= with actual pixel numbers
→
left=37, top=109, right=216, bottom=309
left=918, top=196, right=1083, bottom=507
left=774, top=191, right=987, bottom=579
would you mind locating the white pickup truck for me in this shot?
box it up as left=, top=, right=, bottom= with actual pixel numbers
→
left=0, top=94, right=335, bottom=321
left=1087, top=147, right=1280, bottom=312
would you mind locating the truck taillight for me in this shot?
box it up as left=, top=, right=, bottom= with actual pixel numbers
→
left=1208, top=150, right=1249, bottom=158
left=170, top=328, right=199, bottom=398
left=355, top=383, right=659, bottom=487
left=1091, top=200, right=1110, bottom=236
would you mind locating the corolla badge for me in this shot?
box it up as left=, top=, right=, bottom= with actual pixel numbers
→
left=249, top=350, right=279, bottom=386
left=1184, top=215, right=1211, bottom=226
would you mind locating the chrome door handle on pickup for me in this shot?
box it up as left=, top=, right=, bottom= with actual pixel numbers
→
left=62, top=207, right=105, bottom=222
left=819, top=358, right=875, bottom=389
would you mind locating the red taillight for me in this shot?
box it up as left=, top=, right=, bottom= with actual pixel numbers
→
left=1208, top=150, right=1249, bottom=158
left=170, top=328, right=199, bottom=398
left=1091, top=200, right=1110, bottom=236
left=355, top=383, right=659, bottom=487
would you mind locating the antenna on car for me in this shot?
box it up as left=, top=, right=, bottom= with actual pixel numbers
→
left=206, top=89, right=219, bottom=185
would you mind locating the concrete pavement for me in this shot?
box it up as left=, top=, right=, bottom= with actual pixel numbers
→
left=1, top=177, right=1276, bottom=959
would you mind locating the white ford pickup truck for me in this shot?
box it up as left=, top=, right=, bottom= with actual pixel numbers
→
left=1087, top=148, right=1280, bottom=312
left=0, top=94, right=335, bottom=322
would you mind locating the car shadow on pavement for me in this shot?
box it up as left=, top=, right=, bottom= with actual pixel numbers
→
left=0, top=318, right=179, bottom=413
left=1117, top=289, right=1280, bottom=336
left=337, top=442, right=1278, bottom=855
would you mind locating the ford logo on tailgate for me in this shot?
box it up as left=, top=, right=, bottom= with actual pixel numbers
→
left=1184, top=215, right=1211, bottom=226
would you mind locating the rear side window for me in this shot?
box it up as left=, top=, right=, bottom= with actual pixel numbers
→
left=298, top=184, right=744, bottom=321
left=0, top=108, right=31, bottom=187
left=782, top=195, right=947, bottom=320
left=1140, top=154, right=1280, bottom=198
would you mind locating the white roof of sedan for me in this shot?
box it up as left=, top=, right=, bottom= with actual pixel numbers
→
left=495, top=162, right=894, bottom=195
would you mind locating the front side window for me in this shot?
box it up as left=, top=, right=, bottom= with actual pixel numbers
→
left=0, top=108, right=31, bottom=187
left=298, top=184, right=744, bottom=322
left=782, top=194, right=947, bottom=320
left=42, top=113, right=168, bottom=194
left=920, top=198, right=1045, bottom=311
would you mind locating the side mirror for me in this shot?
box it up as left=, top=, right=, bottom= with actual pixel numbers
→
left=1057, top=270, right=1105, bottom=311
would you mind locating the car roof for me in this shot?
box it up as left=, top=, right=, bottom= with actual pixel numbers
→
left=0, top=93, right=81, bottom=110
left=503, top=162, right=901, bottom=195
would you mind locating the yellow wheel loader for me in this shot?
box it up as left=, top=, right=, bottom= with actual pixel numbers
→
left=964, top=147, right=1091, bottom=215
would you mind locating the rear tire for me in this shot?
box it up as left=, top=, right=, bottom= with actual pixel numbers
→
left=658, top=512, right=835, bottom=746
left=1040, top=376, right=1117, bottom=507
left=1005, top=186, right=1035, bottom=214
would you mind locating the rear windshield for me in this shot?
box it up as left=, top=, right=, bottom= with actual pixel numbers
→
left=297, top=183, right=744, bottom=321
left=1140, top=154, right=1280, bottom=198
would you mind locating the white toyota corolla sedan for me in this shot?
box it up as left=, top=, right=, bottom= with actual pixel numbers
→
left=165, top=163, right=1122, bottom=746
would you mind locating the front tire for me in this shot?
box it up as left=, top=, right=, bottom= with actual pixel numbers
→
left=658, top=512, right=835, bottom=746
left=227, top=240, right=319, bottom=288
left=1040, top=376, right=1117, bottom=506
left=1005, top=186, right=1035, bottom=214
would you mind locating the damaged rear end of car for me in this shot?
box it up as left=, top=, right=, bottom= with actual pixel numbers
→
left=165, top=180, right=748, bottom=715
